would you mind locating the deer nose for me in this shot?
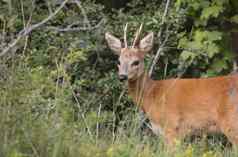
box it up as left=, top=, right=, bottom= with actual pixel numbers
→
left=119, top=75, right=128, bottom=81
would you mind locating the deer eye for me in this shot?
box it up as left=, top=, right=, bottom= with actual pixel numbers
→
left=132, top=60, right=140, bottom=66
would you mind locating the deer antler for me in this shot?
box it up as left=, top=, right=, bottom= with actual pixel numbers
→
left=132, top=23, right=143, bottom=48
left=124, top=23, right=128, bottom=48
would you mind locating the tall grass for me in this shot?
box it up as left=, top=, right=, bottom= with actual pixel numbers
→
left=0, top=62, right=238, bottom=157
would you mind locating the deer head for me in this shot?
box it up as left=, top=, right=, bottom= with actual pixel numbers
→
left=105, top=24, right=154, bottom=81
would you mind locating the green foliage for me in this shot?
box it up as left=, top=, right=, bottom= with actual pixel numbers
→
left=179, top=30, right=222, bottom=62
left=0, top=0, right=238, bottom=156
left=230, top=15, right=238, bottom=24
left=175, top=0, right=237, bottom=76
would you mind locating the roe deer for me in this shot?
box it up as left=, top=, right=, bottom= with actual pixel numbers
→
left=105, top=24, right=238, bottom=146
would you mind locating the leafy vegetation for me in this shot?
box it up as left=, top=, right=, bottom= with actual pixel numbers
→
left=0, top=0, right=238, bottom=156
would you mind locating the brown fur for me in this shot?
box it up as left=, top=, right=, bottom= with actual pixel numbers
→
left=129, top=72, right=238, bottom=145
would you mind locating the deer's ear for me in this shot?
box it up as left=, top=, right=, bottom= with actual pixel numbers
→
left=105, top=32, right=122, bottom=55
left=139, top=32, right=154, bottom=53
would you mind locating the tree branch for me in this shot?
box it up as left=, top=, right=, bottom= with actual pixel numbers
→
left=0, top=0, right=69, bottom=57
left=149, top=0, right=171, bottom=77
left=149, top=32, right=169, bottom=76
left=74, top=0, right=92, bottom=28
left=47, top=18, right=105, bottom=32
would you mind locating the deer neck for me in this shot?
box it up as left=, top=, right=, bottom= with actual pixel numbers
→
left=128, top=72, right=151, bottom=108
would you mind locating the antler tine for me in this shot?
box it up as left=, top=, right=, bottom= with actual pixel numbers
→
left=132, top=23, right=143, bottom=48
left=124, top=23, right=128, bottom=48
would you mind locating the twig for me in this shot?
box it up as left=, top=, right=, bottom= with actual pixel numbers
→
left=149, top=31, right=169, bottom=76
left=0, top=0, right=69, bottom=57
left=21, top=0, right=34, bottom=57
left=71, top=86, right=95, bottom=142
left=96, top=103, right=102, bottom=145
left=67, top=21, right=82, bottom=28
left=148, top=0, right=171, bottom=77
left=46, top=0, right=53, bottom=14
left=162, top=0, right=170, bottom=23
left=163, top=59, right=168, bottom=78
left=22, top=0, right=68, bottom=36
left=47, top=18, right=105, bottom=32
left=20, top=0, right=26, bottom=29
left=157, top=0, right=171, bottom=45
left=1, top=19, right=6, bottom=41
left=124, top=23, right=128, bottom=48
left=74, top=0, right=91, bottom=28
left=0, top=34, right=22, bottom=57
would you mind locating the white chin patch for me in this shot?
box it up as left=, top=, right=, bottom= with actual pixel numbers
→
left=150, top=122, right=164, bottom=136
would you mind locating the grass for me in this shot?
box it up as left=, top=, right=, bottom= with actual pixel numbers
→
left=1, top=64, right=238, bottom=157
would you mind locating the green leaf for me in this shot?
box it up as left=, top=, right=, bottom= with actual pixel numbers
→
left=66, top=49, right=87, bottom=64
left=213, top=0, right=229, bottom=6
left=189, top=41, right=203, bottom=51
left=206, top=31, right=222, bottom=41
left=200, top=1, right=210, bottom=8
left=206, top=43, right=220, bottom=58
left=180, top=51, right=196, bottom=61
left=210, top=58, right=228, bottom=73
left=194, top=30, right=206, bottom=42
left=191, top=2, right=201, bottom=10
left=178, top=37, right=189, bottom=48
left=200, top=5, right=223, bottom=20
left=175, top=0, right=182, bottom=9
left=230, top=15, right=238, bottom=24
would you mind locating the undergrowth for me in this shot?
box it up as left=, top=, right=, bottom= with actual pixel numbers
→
left=0, top=61, right=238, bottom=157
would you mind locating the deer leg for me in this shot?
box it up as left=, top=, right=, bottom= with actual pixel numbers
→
left=164, top=127, right=180, bottom=147
left=221, top=123, right=238, bottom=146
left=218, top=110, right=238, bottom=146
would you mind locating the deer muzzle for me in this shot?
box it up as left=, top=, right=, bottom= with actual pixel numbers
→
left=119, top=74, right=128, bottom=81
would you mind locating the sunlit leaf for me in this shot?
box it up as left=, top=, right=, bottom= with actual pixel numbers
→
left=180, top=51, right=196, bottom=61
left=230, top=15, right=238, bottom=24
left=201, top=5, right=223, bottom=20
left=206, top=43, right=220, bottom=58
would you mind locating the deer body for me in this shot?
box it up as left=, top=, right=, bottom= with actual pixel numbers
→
left=105, top=25, right=238, bottom=146
left=129, top=72, right=238, bottom=145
